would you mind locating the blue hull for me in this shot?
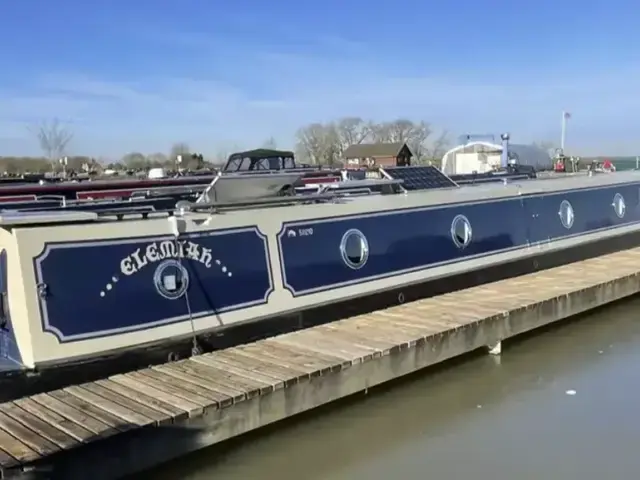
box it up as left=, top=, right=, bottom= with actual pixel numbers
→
left=25, top=181, right=639, bottom=343
left=278, top=182, right=638, bottom=296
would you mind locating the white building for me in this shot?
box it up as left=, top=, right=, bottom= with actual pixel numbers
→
left=440, top=141, right=553, bottom=175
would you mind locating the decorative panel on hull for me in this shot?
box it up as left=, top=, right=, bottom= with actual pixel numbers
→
left=33, top=228, right=274, bottom=342
left=380, top=166, right=458, bottom=191
left=277, top=183, right=640, bottom=296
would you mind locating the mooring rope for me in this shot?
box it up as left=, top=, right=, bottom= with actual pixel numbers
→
left=170, top=216, right=202, bottom=357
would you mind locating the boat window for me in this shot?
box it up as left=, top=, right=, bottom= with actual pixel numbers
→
left=236, top=156, right=295, bottom=171
left=226, top=158, right=242, bottom=171
left=558, top=200, right=575, bottom=229
left=223, top=150, right=296, bottom=172
left=340, top=229, right=369, bottom=269
left=450, top=214, right=473, bottom=248
left=153, top=260, right=190, bottom=300
left=613, top=193, right=626, bottom=218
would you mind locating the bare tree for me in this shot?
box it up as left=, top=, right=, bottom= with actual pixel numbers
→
left=371, top=119, right=423, bottom=144
left=121, top=152, right=147, bottom=169
left=296, top=117, right=440, bottom=165
left=147, top=152, right=169, bottom=167
left=29, top=118, right=73, bottom=170
left=422, top=130, right=451, bottom=165
left=370, top=119, right=433, bottom=163
left=334, top=117, right=373, bottom=155
left=295, top=123, right=340, bottom=165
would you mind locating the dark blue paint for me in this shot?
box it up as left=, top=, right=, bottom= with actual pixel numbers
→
left=34, top=228, right=273, bottom=342
left=0, top=250, right=23, bottom=368
left=279, top=183, right=640, bottom=296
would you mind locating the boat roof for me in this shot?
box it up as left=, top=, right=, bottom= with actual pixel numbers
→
left=1, top=170, right=637, bottom=228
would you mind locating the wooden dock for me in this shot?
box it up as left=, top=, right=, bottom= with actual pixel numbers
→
left=3, top=247, right=640, bottom=479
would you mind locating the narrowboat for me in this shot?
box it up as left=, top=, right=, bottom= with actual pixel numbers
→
left=0, top=146, right=638, bottom=401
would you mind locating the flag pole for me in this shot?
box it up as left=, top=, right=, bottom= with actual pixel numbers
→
left=560, top=111, right=567, bottom=152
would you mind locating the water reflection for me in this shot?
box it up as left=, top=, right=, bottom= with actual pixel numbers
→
left=149, top=297, right=640, bottom=480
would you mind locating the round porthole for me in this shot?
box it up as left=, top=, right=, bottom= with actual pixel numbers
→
left=613, top=193, right=626, bottom=218
left=451, top=214, right=472, bottom=248
left=153, top=260, right=190, bottom=300
left=340, top=229, right=369, bottom=269
left=558, top=200, right=575, bottom=229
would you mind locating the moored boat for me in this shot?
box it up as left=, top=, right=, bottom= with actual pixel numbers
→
left=0, top=149, right=342, bottom=207
left=1, top=165, right=640, bottom=385
left=1, top=134, right=640, bottom=402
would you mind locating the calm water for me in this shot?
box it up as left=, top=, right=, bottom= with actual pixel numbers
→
left=149, top=296, right=640, bottom=480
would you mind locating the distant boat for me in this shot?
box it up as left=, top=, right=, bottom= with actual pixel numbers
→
left=0, top=149, right=344, bottom=206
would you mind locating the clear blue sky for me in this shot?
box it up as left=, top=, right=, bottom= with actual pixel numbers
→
left=0, top=0, right=637, bottom=158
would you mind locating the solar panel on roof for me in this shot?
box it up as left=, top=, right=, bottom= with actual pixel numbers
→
left=381, top=166, right=458, bottom=191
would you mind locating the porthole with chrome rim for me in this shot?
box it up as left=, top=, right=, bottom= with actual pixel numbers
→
left=450, top=214, right=473, bottom=248
left=340, top=229, right=370, bottom=270
left=612, top=193, right=626, bottom=218
left=558, top=200, right=574, bottom=229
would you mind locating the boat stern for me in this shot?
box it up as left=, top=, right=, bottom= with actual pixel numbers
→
left=0, top=228, right=31, bottom=371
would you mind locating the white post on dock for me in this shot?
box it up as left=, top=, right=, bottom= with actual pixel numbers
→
left=636, top=156, right=639, bottom=170
left=560, top=111, right=571, bottom=152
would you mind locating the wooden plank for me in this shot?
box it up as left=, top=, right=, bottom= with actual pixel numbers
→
left=169, top=360, right=261, bottom=399
left=65, top=385, right=155, bottom=427
left=93, top=379, right=187, bottom=421
left=0, top=443, right=19, bottom=469
left=1, top=402, right=79, bottom=450
left=319, top=324, right=402, bottom=351
left=13, top=397, right=94, bottom=443
left=195, top=354, right=281, bottom=391
left=47, top=390, right=135, bottom=433
left=0, top=426, right=38, bottom=465
left=233, top=345, right=316, bottom=377
left=375, top=309, right=447, bottom=329
left=277, top=331, right=371, bottom=361
left=299, top=327, right=383, bottom=355
left=322, top=323, right=411, bottom=353
left=365, top=311, right=444, bottom=336
left=109, top=374, right=203, bottom=416
left=350, top=315, right=429, bottom=341
left=160, top=361, right=248, bottom=401
left=299, top=329, right=382, bottom=357
left=252, top=340, right=343, bottom=372
left=210, top=350, right=293, bottom=386
left=153, top=364, right=239, bottom=406
left=127, top=370, right=217, bottom=409
left=0, top=410, right=59, bottom=457
left=191, top=356, right=278, bottom=394
left=360, top=315, right=436, bottom=343
left=273, top=335, right=359, bottom=361
left=266, top=338, right=350, bottom=367
left=239, top=343, right=323, bottom=375
left=457, top=302, right=504, bottom=318
left=395, top=306, right=466, bottom=327
left=135, top=368, right=225, bottom=407
left=396, top=310, right=467, bottom=332
left=30, top=394, right=115, bottom=438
